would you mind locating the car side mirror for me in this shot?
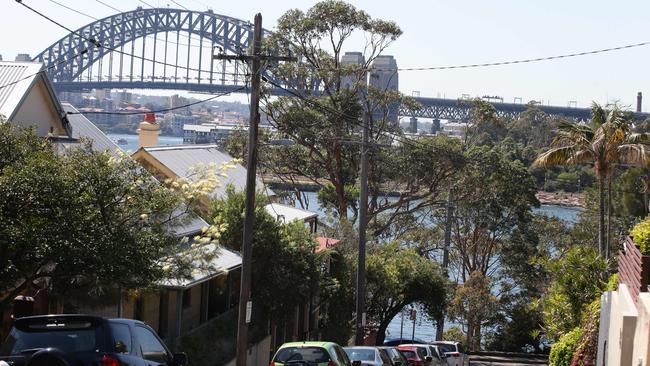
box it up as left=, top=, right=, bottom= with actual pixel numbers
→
left=424, top=356, right=432, bottom=362
left=173, top=352, right=188, bottom=366
left=353, top=360, right=362, bottom=366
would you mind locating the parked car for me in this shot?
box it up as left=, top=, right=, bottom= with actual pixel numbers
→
left=396, top=345, right=429, bottom=366
left=399, top=344, right=446, bottom=366
left=271, top=341, right=353, bottom=366
left=344, top=347, right=392, bottom=366
left=383, top=338, right=426, bottom=347
left=430, top=342, right=465, bottom=366
left=0, top=314, right=187, bottom=366
left=377, top=346, right=409, bottom=366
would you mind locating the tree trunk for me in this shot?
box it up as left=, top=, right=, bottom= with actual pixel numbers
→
left=598, top=175, right=606, bottom=257
left=606, top=176, right=612, bottom=261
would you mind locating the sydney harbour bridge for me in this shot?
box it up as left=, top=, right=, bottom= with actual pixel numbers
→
left=33, top=6, right=650, bottom=122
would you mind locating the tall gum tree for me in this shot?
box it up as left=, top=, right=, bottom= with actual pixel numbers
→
left=261, top=1, right=464, bottom=230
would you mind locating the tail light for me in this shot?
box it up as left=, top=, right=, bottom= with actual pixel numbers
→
left=269, top=362, right=276, bottom=366
left=449, top=352, right=460, bottom=357
left=328, top=361, right=336, bottom=366
left=102, top=355, right=119, bottom=366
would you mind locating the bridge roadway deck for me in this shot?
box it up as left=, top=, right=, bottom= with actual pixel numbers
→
left=53, top=81, right=650, bottom=121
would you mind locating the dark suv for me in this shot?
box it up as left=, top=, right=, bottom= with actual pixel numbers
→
left=0, top=314, right=187, bottom=366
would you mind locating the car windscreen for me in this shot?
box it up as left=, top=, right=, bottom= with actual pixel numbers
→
left=345, top=349, right=375, bottom=361
left=399, top=350, right=416, bottom=359
left=275, top=347, right=331, bottom=364
left=1, top=320, right=102, bottom=355
left=432, top=344, right=455, bottom=353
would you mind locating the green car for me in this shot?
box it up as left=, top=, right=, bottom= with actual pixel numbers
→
left=271, top=341, right=356, bottom=366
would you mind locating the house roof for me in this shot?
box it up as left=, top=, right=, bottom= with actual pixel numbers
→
left=316, top=236, right=341, bottom=253
left=0, top=61, right=44, bottom=119
left=135, top=144, right=272, bottom=199
left=58, top=103, right=121, bottom=153
left=265, top=203, right=318, bottom=224
left=52, top=108, right=209, bottom=237
left=160, top=244, right=242, bottom=289
left=0, top=61, right=70, bottom=135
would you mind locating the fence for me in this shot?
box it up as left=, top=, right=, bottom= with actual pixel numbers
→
left=617, top=237, right=650, bottom=307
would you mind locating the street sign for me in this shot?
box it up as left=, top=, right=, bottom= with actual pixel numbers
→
left=245, top=301, right=252, bottom=324
left=410, top=309, right=417, bottom=321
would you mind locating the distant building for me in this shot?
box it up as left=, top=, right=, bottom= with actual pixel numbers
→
left=14, top=54, right=31, bottom=62
left=165, top=113, right=198, bottom=136
left=369, top=55, right=399, bottom=125
left=341, top=51, right=366, bottom=90
left=183, top=123, right=274, bottom=146
left=440, top=122, right=467, bottom=139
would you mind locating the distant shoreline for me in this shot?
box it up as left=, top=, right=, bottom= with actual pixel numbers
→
left=536, top=191, right=585, bottom=208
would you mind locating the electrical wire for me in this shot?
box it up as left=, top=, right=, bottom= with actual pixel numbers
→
left=67, top=86, right=246, bottom=115
left=48, top=0, right=96, bottom=19
left=92, top=0, right=221, bottom=49
left=18, top=0, right=247, bottom=77
left=392, top=41, right=650, bottom=72
left=94, top=0, right=120, bottom=13
left=169, top=0, right=189, bottom=11
left=263, top=78, right=436, bottom=151
left=0, top=48, right=91, bottom=90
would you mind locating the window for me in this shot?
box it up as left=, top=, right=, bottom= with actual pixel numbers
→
left=109, top=323, right=131, bottom=354
left=1, top=324, right=100, bottom=355
left=182, top=288, right=192, bottom=309
left=274, top=347, right=330, bottom=363
left=135, top=326, right=169, bottom=365
left=378, top=349, right=392, bottom=366
left=345, top=349, right=375, bottom=361
left=334, top=346, right=351, bottom=366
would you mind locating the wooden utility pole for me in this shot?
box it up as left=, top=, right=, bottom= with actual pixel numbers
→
left=355, top=111, right=370, bottom=345
left=213, top=14, right=296, bottom=366
left=436, top=189, right=453, bottom=341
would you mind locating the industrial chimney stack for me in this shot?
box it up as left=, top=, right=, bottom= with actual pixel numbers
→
left=138, top=113, right=160, bottom=148
left=638, top=92, right=643, bottom=113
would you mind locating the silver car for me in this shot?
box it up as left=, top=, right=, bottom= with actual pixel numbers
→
left=344, top=347, right=393, bottom=366
left=430, top=341, right=465, bottom=366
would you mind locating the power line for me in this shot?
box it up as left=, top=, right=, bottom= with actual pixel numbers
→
left=0, top=48, right=90, bottom=90
left=393, top=41, right=650, bottom=72
left=264, top=78, right=436, bottom=151
left=169, top=0, right=189, bottom=11
left=94, top=0, right=120, bottom=13
left=48, top=0, right=96, bottom=19
left=67, top=86, right=246, bottom=115
left=18, top=0, right=247, bottom=77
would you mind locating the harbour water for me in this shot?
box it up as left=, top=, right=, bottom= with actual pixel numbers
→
left=108, top=133, right=581, bottom=342
left=107, top=133, right=183, bottom=152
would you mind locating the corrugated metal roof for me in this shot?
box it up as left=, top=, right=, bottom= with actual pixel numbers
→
left=0, top=61, right=44, bottom=120
left=60, top=103, right=121, bottom=154
left=160, top=244, right=242, bottom=289
left=143, top=145, right=271, bottom=198
left=265, top=203, right=318, bottom=223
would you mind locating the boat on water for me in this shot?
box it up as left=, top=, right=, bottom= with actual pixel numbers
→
left=115, top=138, right=128, bottom=145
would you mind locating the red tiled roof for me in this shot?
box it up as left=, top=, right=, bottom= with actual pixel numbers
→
left=316, top=236, right=341, bottom=253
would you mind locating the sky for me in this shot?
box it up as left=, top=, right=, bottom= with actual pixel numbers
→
left=2, top=0, right=649, bottom=110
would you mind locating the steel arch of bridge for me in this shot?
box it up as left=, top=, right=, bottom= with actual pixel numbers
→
left=34, top=7, right=275, bottom=90
left=34, top=7, right=650, bottom=122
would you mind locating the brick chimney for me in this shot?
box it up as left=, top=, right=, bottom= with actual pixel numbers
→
left=138, top=112, right=160, bottom=148
left=637, top=92, right=643, bottom=113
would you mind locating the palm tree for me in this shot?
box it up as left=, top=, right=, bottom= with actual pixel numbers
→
left=533, top=103, right=650, bottom=259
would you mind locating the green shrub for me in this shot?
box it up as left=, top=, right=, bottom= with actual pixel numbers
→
left=631, top=218, right=650, bottom=254
left=549, top=327, right=583, bottom=366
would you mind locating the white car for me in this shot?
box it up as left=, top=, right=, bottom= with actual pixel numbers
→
left=430, top=342, right=466, bottom=366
